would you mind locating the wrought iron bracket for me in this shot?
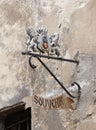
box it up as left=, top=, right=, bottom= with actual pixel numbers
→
left=22, top=52, right=79, bottom=65
left=22, top=52, right=81, bottom=99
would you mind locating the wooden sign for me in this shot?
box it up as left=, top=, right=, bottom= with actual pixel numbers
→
left=33, top=95, right=74, bottom=110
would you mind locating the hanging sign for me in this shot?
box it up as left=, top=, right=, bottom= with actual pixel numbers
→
left=33, top=95, right=74, bottom=110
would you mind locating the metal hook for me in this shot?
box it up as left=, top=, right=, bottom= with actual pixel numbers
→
left=29, top=55, right=81, bottom=99
left=29, top=56, right=37, bottom=69
left=71, top=82, right=81, bottom=99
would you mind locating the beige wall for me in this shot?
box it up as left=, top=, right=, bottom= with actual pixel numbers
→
left=0, top=0, right=35, bottom=108
left=68, top=0, right=96, bottom=56
left=0, top=0, right=89, bottom=109
left=1, top=0, right=96, bottom=130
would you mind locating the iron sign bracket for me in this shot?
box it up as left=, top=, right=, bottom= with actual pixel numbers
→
left=22, top=52, right=81, bottom=99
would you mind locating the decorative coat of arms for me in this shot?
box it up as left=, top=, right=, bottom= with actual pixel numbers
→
left=25, top=25, right=60, bottom=56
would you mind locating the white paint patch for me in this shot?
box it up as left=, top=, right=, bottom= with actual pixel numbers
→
left=68, top=80, right=89, bottom=92
left=39, top=89, right=63, bottom=98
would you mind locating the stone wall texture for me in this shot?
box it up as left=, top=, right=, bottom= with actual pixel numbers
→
left=1, top=0, right=96, bottom=130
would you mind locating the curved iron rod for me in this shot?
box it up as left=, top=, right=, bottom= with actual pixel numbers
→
left=29, top=56, right=81, bottom=99
left=29, top=56, right=37, bottom=69
left=71, top=82, right=81, bottom=99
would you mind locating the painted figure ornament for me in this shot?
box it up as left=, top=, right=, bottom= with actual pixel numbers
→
left=25, top=25, right=60, bottom=56
left=23, top=26, right=81, bottom=100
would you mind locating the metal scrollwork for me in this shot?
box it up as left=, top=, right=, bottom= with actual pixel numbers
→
left=22, top=25, right=81, bottom=100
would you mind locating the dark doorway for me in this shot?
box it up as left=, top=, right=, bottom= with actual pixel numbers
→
left=5, top=108, right=31, bottom=130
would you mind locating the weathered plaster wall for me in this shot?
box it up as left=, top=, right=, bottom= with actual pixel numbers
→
left=1, top=0, right=96, bottom=130
left=0, top=0, right=89, bottom=109
left=0, top=0, right=36, bottom=108
left=68, top=0, right=96, bottom=129
left=75, top=54, right=96, bottom=130
left=32, top=0, right=96, bottom=130
left=68, top=0, right=96, bottom=56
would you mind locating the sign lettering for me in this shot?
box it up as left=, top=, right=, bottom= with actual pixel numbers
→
left=34, top=95, right=74, bottom=109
